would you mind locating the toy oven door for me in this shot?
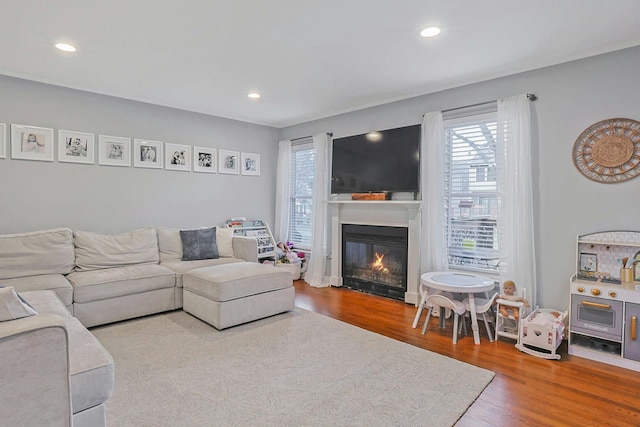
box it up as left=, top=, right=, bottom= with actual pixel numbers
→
left=571, top=295, right=623, bottom=341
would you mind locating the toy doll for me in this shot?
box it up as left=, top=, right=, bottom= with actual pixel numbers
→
left=498, top=280, right=530, bottom=321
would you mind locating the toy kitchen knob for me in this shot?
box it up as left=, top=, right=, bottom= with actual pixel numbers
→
left=577, top=286, right=585, bottom=293
left=591, top=288, right=601, bottom=296
left=609, top=291, right=617, bottom=298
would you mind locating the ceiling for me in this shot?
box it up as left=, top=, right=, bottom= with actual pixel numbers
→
left=2, top=1, right=640, bottom=128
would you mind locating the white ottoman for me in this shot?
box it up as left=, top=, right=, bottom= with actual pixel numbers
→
left=183, top=262, right=294, bottom=329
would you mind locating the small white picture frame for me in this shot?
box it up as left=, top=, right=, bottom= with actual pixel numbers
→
left=0, top=123, right=6, bottom=159
left=98, top=135, right=131, bottom=167
left=11, top=124, right=54, bottom=162
left=579, top=252, right=597, bottom=273
left=193, top=146, right=217, bottom=173
left=218, top=149, right=239, bottom=175
left=133, top=139, right=163, bottom=169
left=58, top=130, right=95, bottom=164
left=165, top=143, right=191, bottom=172
left=241, top=152, right=261, bottom=176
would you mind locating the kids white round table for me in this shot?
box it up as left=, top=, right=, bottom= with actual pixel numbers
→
left=416, top=271, right=495, bottom=344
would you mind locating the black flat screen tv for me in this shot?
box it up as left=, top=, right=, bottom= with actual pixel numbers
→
left=331, top=124, right=421, bottom=194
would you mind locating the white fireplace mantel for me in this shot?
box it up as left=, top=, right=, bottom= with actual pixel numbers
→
left=327, top=200, right=421, bottom=304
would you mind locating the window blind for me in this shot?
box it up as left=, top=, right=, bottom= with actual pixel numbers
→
left=288, top=142, right=315, bottom=250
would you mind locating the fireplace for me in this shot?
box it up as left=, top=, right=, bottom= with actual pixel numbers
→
left=341, top=224, right=408, bottom=300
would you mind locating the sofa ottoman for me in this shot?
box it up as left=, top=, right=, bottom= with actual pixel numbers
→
left=183, top=262, right=294, bottom=329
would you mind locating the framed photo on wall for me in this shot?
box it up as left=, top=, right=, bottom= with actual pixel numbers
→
left=218, top=149, right=239, bottom=174
left=11, top=124, right=54, bottom=162
left=98, top=135, right=131, bottom=167
left=193, top=146, right=216, bottom=173
left=133, top=139, right=163, bottom=169
left=240, top=152, right=260, bottom=176
left=165, top=143, right=191, bottom=171
left=58, top=130, right=95, bottom=164
left=0, top=123, right=6, bottom=159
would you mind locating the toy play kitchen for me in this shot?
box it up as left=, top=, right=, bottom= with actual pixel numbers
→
left=569, top=231, right=640, bottom=371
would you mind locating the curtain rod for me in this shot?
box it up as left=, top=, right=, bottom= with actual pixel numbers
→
left=427, top=93, right=537, bottom=116
left=290, top=132, right=333, bottom=142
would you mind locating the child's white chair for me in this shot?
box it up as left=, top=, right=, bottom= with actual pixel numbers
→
left=421, top=294, right=467, bottom=344
left=412, top=283, right=454, bottom=329
left=495, top=288, right=530, bottom=342
left=463, top=292, right=498, bottom=342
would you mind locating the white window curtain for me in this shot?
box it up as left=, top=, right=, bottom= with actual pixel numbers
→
left=496, top=94, right=536, bottom=306
left=274, top=140, right=291, bottom=243
left=305, top=133, right=331, bottom=287
left=421, top=112, right=449, bottom=272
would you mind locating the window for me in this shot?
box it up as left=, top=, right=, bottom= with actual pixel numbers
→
left=444, top=113, right=499, bottom=271
left=288, top=141, right=315, bottom=250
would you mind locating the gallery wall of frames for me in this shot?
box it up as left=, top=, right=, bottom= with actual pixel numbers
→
left=0, top=122, right=261, bottom=176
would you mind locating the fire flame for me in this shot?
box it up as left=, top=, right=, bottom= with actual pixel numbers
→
left=372, top=252, right=389, bottom=274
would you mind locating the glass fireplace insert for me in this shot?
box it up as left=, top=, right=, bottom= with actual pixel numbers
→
left=341, top=224, right=408, bottom=300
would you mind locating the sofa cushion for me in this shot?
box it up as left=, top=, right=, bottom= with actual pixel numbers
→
left=0, top=286, right=38, bottom=321
left=74, top=228, right=159, bottom=272
left=63, top=316, right=114, bottom=414
left=6, top=275, right=74, bottom=307
left=67, top=264, right=175, bottom=303
left=161, top=258, right=243, bottom=288
left=20, top=290, right=71, bottom=317
left=180, top=227, right=219, bottom=261
left=0, top=228, right=75, bottom=280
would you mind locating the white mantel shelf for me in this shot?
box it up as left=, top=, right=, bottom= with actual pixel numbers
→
left=326, top=200, right=421, bottom=205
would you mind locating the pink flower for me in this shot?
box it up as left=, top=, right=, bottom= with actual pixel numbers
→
left=296, top=251, right=305, bottom=259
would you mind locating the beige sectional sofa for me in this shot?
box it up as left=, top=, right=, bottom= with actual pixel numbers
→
left=0, top=226, right=258, bottom=327
left=0, top=225, right=266, bottom=426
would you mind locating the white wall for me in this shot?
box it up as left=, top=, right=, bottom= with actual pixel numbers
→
left=278, top=45, right=640, bottom=310
left=0, top=75, right=278, bottom=234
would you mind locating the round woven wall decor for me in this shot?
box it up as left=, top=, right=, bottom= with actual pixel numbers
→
left=572, top=118, right=640, bottom=183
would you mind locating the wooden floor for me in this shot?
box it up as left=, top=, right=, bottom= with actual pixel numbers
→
left=293, top=281, right=640, bottom=427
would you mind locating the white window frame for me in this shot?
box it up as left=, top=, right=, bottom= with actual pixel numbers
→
left=444, top=112, right=500, bottom=274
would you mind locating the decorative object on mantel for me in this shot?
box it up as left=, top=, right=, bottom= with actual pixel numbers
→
left=572, top=118, right=640, bottom=183
left=351, top=192, right=388, bottom=200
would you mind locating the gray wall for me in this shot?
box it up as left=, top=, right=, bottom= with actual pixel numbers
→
left=278, top=45, right=640, bottom=310
left=0, top=75, right=278, bottom=234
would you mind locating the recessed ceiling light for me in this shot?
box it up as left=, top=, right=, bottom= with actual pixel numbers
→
left=420, top=27, right=441, bottom=38
left=366, top=132, right=382, bottom=142
left=55, top=43, right=77, bottom=52
left=248, top=92, right=261, bottom=99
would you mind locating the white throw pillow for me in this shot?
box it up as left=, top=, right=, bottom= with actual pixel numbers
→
left=0, top=286, right=38, bottom=321
left=216, top=227, right=235, bottom=258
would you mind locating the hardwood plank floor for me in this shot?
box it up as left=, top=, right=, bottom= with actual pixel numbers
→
left=293, top=281, right=640, bottom=427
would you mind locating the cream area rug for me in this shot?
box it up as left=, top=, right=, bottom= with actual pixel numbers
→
left=92, top=309, right=494, bottom=426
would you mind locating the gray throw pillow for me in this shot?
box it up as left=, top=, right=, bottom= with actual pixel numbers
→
left=180, top=227, right=219, bottom=261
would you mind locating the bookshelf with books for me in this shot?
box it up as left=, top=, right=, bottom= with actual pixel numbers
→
left=225, top=218, right=276, bottom=260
